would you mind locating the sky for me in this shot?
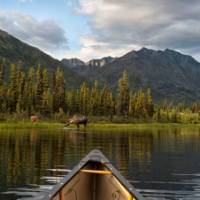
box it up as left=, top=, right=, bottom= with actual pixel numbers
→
left=0, top=0, right=200, bottom=61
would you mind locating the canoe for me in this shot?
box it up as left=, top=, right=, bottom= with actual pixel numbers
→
left=42, top=150, right=145, bottom=200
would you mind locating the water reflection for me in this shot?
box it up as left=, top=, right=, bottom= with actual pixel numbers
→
left=0, top=127, right=200, bottom=199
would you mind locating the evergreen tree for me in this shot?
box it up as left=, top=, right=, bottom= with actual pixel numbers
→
left=128, top=92, right=137, bottom=117
left=191, top=102, right=200, bottom=113
left=0, top=62, right=167, bottom=122
left=16, top=70, right=25, bottom=113
left=101, top=84, right=115, bottom=117
left=79, top=82, right=89, bottom=115
left=153, top=107, right=161, bottom=122
left=117, top=70, right=130, bottom=116
left=67, top=89, right=80, bottom=114
left=66, top=91, right=73, bottom=114
left=90, top=80, right=101, bottom=115
left=8, top=64, right=18, bottom=112
left=135, top=89, right=146, bottom=118
left=0, top=61, right=6, bottom=113
left=24, top=67, right=35, bottom=115
left=171, top=109, right=178, bottom=123
left=41, top=68, right=51, bottom=115
left=146, top=89, right=154, bottom=117
left=35, top=65, right=44, bottom=112
left=0, top=61, right=4, bottom=87
left=42, top=88, right=52, bottom=116
left=53, top=67, right=66, bottom=112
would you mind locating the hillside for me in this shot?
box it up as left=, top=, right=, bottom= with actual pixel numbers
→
left=1, top=29, right=200, bottom=102
left=67, top=48, right=200, bottom=102
left=0, top=29, right=82, bottom=87
left=61, top=58, right=85, bottom=69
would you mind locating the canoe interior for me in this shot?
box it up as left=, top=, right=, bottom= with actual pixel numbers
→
left=52, top=161, right=136, bottom=200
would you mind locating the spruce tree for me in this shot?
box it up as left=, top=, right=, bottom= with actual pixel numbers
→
left=0, top=61, right=6, bottom=113
left=135, top=89, right=146, bottom=118
left=24, top=67, right=35, bottom=115
left=53, top=67, right=66, bottom=112
left=117, top=70, right=130, bottom=116
left=35, top=65, right=44, bottom=112
left=79, top=82, right=89, bottom=115
left=128, top=92, right=133, bottom=116
left=146, top=89, right=154, bottom=117
left=41, top=68, right=51, bottom=115
left=8, top=64, right=18, bottom=112
left=16, top=70, right=25, bottom=113
left=90, top=80, right=101, bottom=115
left=67, top=90, right=80, bottom=114
left=0, top=61, right=3, bottom=87
left=101, top=84, right=114, bottom=117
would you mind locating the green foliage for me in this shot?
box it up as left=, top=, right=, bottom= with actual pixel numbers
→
left=79, top=82, right=89, bottom=115
left=24, top=67, right=35, bottom=115
left=8, top=64, right=18, bottom=112
left=90, top=80, right=101, bottom=115
left=53, top=67, right=66, bottom=112
left=54, top=107, right=66, bottom=123
left=0, top=62, right=199, bottom=124
left=129, top=89, right=154, bottom=119
left=117, top=70, right=130, bottom=115
left=0, top=61, right=4, bottom=87
left=0, top=61, right=6, bottom=113
left=100, top=84, right=115, bottom=117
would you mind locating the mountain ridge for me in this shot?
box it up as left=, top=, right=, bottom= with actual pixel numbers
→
left=1, top=29, right=200, bottom=102
left=65, top=47, right=200, bottom=102
left=0, top=29, right=83, bottom=87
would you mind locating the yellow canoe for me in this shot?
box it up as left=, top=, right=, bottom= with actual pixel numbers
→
left=42, top=150, right=145, bottom=200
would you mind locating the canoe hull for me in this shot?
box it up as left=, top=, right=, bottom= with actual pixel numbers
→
left=43, top=150, right=145, bottom=200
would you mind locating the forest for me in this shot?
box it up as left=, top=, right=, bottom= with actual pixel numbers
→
left=0, top=61, right=200, bottom=123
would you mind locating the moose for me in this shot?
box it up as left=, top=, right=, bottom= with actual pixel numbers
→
left=66, top=115, right=88, bottom=129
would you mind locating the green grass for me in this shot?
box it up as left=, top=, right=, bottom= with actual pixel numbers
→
left=87, top=122, right=200, bottom=130
left=0, top=121, right=63, bottom=129
left=0, top=121, right=199, bottom=130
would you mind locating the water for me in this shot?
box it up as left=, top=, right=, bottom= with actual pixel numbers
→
left=0, top=127, right=200, bottom=200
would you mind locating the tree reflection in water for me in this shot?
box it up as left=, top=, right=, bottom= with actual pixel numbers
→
left=0, top=127, right=200, bottom=199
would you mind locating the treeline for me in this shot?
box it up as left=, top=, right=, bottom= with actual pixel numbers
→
left=154, top=101, right=200, bottom=123
left=0, top=62, right=200, bottom=123
left=0, top=62, right=153, bottom=118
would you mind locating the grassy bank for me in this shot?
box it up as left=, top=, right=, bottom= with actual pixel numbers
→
left=0, top=121, right=199, bottom=130
left=87, top=122, right=200, bottom=130
left=0, top=121, right=63, bottom=129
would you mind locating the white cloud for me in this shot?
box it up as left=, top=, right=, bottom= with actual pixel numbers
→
left=65, top=36, right=140, bottom=61
left=74, top=0, right=200, bottom=61
left=0, top=11, right=68, bottom=56
left=64, top=35, right=140, bottom=61
left=1, top=1, right=200, bottom=61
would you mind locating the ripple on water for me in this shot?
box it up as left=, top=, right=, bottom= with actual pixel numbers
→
left=1, top=170, right=200, bottom=200
left=1, top=128, right=200, bottom=200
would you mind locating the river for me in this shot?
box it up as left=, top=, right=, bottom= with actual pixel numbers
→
left=0, top=126, right=200, bottom=199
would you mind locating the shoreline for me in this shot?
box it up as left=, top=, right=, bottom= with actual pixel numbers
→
left=0, top=121, right=199, bottom=130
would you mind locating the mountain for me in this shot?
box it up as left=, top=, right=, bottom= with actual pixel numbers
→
left=61, top=56, right=116, bottom=84
left=0, top=29, right=62, bottom=68
left=0, top=29, right=82, bottom=87
left=1, top=29, right=200, bottom=102
left=61, top=58, right=85, bottom=68
left=86, top=56, right=115, bottom=67
left=61, top=56, right=115, bottom=68
left=68, top=48, right=200, bottom=102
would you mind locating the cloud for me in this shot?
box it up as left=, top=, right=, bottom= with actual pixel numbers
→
left=0, top=11, right=68, bottom=55
left=64, top=36, right=140, bottom=61
left=77, top=0, right=200, bottom=60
